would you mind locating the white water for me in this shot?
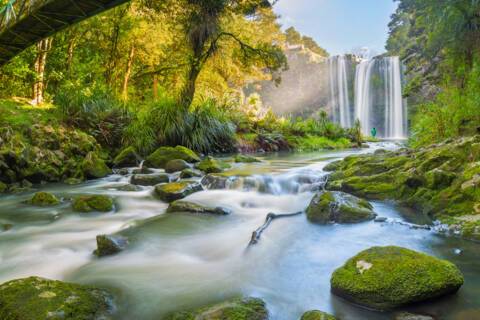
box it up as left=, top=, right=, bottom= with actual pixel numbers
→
left=384, top=56, right=407, bottom=139
left=328, top=56, right=352, bottom=128
left=354, top=59, right=376, bottom=136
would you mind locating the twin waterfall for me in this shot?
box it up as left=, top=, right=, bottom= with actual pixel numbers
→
left=328, top=55, right=407, bottom=139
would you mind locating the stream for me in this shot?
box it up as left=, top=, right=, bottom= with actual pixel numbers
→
left=0, top=142, right=479, bottom=320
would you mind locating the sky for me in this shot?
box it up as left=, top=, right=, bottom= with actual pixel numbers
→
left=273, top=0, right=399, bottom=56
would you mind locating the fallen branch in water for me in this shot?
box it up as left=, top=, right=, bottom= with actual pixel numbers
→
left=248, top=211, right=303, bottom=246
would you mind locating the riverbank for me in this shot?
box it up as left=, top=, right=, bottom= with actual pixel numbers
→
left=325, top=135, right=480, bottom=241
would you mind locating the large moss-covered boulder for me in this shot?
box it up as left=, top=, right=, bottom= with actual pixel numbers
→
left=196, top=156, right=231, bottom=174
left=72, top=195, right=114, bottom=213
left=144, top=146, right=200, bottom=169
left=330, top=246, right=464, bottom=310
left=167, top=200, right=230, bottom=215
left=94, top=235, right=128, bottom=257
left=155, top=182, right=202, bottom=202
left=113, top=146, right=141, bottom=168
left=234, top=154, right=260, bottom=163
left=164, top=297, right=268, bottom=320
left=165, top=159, right=190, bottom=173
left=306, top=191, right=375, bottom=224
left=131, top=174, right=169, bottom=186
left=300, top=310, right=336, bottom=320
left=27, top=192, right=60, bottom=206
left=82, top=152, right=111, bottom=179
left=0, top=276, right=113, bottom=320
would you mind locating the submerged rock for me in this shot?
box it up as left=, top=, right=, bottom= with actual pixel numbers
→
left=132, top=167, right=154, bottom=174
left=394, top=312, right=435, bottom=320
left=164, top=297, right=268, bottom=320
left=154, top=182, right=203, bottom=202
left=144, top=146, right=200, bottom=169
left=165, top=159, right=190, bottom=173
left=72, top=195, right=114, bottom=213
left=0, top=276, right=113, bottom=320
left=180, top=168, right=202, bottom=179
left=131, top=173, right=169, bottom=186
left=196, top=156, right=231, bottom=174
left=64, top=177, right=83, bottom=185
left=234, top=154, right=261, bottom=163
left=82, top=152, right=112, bottom=179
left=300, top=310, right=337, bottom=320
left=330, top=246, right=464, bottom=310
left=1, top=223, right=13, bottom=232
left=201, top=174, right=229, bottom=189
left=115, top=184, right=142, bottom=192
left=27, top=191, right=60, bottom=206
left=113, top=146, right=141, bottom=168
left=306, top=191, right=375, bottom=224
left=94, top=235, right=128, bottom=257
left=167, top=200, right=230, bottom=215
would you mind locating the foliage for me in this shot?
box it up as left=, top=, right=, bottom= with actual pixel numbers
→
left=285, top=26, right=329, bottom=57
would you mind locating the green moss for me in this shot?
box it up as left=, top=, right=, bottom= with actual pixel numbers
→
left=94, top=235, right=128, bottom=257
left=0, top=276, right=112, bottom=320
left=82, top=152, right=111, bottom=179
left=167, top=200, right=230, bottom=215
left=165, top=159, right=190, bottom=173
left=163, top=297, right=268, bottom=320
left=301, top=310, right=337, bottom=320
left=144, top=146, right=200, bottom=169
left=72, top=195, right=114, bottom=213
left=28, top=192, right=60, bottom=206
left=154, top=182, right=202, bottom=202
left=234, top=154, right=260, bottom=163
left=196, top=156, right=231, bottom=174
left=180, top=169, right=202, bottom=179
left=331, top=246, right=464, bottom=310
left=0, top=182, right=7, bottom=193
left=113, top=146, right=140, bottom=168
left=288, top=135, right=352, bottom=151
left=130, top=174, right=169, bottom=186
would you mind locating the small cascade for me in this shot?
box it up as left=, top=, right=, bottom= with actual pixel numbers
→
left=328, top=56, right=353, bottom=128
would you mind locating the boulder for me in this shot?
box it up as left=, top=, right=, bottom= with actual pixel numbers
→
left=300, top=310, right=337, bottom=320
left=167, top=200, right=230, bottom=215
left=201, top=174, right=229, bottom=189
left=196, top=156, right=231, bottom=174
left=180, top=168, right=202, bottom=179
left=144, top=146, right=200, bottom=169
left=425, top=169, right=456, bottom=189
left=306, top=191, right=375, bottom=224
left=154, top=182, right=202, bottom=202
left=234, top=154, right=261, bottom=163
left=165, top=159, right=190, bottom=173
left=132, top=167, right=154, bottom=174
left=0, top=276, right=113, bottom=320
left=72, top=195, right=114, bottom=213
left=94, top=235, right=128, bottom=257
left=130, top=174, right=169, bottom=186
left=164, top=297, right=268, bottom=320
left=330, top=246, right=464, bottom=310
left=112, top=146, right=141, bottom=168
left=82, top=152, right=111, bottom=179
left=27, top=192, right=60, bottom=206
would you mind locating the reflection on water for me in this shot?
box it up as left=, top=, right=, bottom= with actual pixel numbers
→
left=0, top=142, right=479, bottom=320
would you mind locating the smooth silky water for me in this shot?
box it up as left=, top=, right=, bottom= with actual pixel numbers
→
left=0, top=143, right=479, bottom=320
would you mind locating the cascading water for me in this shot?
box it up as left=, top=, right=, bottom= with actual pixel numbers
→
left=328, top=56, right=353, bottom=128
left=328, top=55, right=408, bottom=139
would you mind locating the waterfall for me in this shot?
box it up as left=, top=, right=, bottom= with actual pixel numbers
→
left=328, top=56, right=352, bottom=128
left=354, top=59, right=376, bottom=136
left=383, top=56, right=407, bottom=139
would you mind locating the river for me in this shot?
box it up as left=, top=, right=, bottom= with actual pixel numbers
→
left=0, top=143, right=479, bottom=320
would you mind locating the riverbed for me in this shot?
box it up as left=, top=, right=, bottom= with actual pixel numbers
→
left=0, top=143, right=479, bottom=320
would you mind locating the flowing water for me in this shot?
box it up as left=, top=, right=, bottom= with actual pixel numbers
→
left=0, top=143, right=479, bottom=320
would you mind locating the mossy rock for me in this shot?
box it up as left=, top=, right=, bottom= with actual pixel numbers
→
left=394, top=312, right=435, bottom=320
left=0, top=182, right=6, bottom=193
left=300, top=310, right=336, bottom=320
left=130, top=174, right=169, bottom=186
left=180, top=168, right=202, bottom=179
left=163, top=297, right=268, bottom=320
left=323, top=161, right=342, bottom=172
left=167, top=200, right=230, bottom=215
left=155, top=182, right=203, bottom=202
left=27, top=192, right=60, bottom=207
left=0, top=276, right=113, bottom=320
left=64, top=178, right=83, bottom=185
left=82, top=152, right=112, bottom=179
left=72, top=195, right=114, bottom=213
left=201, top=174, right=229, bottom=189
left=425, top=169, right=456, bottom=189
left=196, top=156, right=231, bottom=174
left=94, top=235, right=128, bottom=257
left=234, top=154, right=260, bottom=163
left=306, top=191, right=375, bottom=224
left=1, top=223, right=13, bottom=232
left=113, top=146, right=140, bottom=168
left=165, top=159, right=191, bottom=173
left=144, top=146, right=200, bottom=169
left=115, top=184, right=142, bottom=192
left=330, top=246, right=464, bottom=310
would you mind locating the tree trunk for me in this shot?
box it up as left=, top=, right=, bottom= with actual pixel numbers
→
left=121, top=45, right=135, bottom=101
left=32, top=38, right=52, bottom=105
left=66, top=37, right=76, bottom=76
left=180, top=60, right=201, bottom=110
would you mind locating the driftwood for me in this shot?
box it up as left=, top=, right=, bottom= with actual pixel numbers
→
left=248, top=211, right=303, bottom=246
